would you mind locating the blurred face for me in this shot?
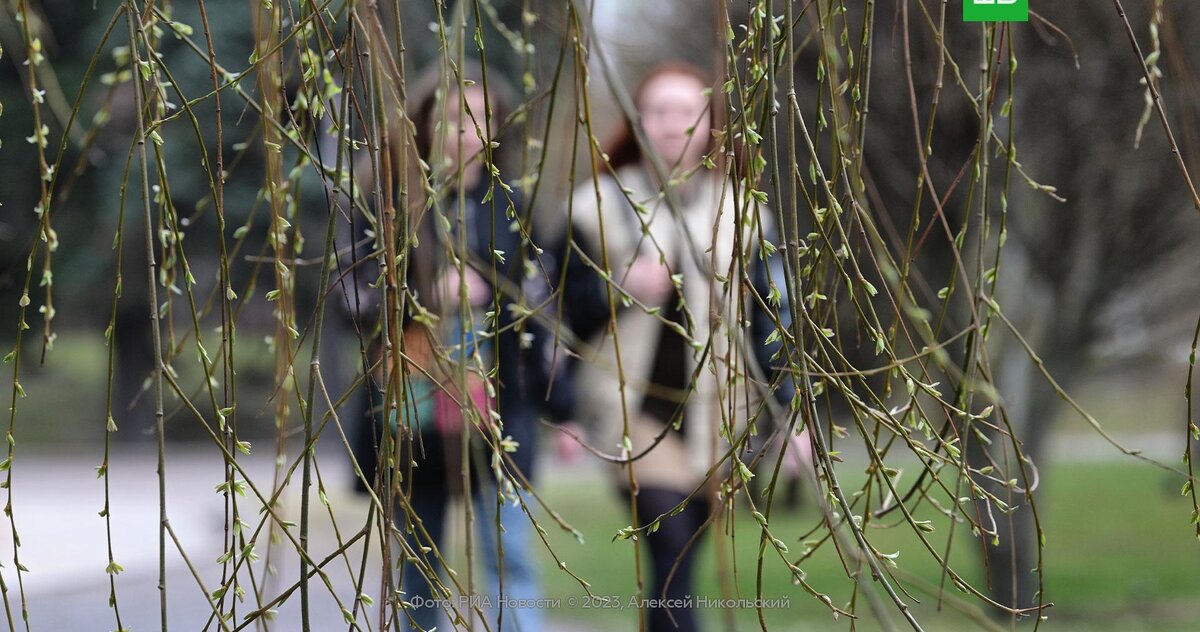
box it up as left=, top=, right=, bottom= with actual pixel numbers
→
left=439, top=86, right=489, bottom=168
left=638, top=71, right=711, bottom=172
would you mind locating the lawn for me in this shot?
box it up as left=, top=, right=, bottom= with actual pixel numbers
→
left=532, top=460, right=1200, bottom=631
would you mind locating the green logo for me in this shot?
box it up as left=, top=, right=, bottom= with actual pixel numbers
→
left=963, top=0, right=1029, bottom=22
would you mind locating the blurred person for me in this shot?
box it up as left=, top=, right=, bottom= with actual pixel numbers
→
left=348, top=60, right=569, bottom=632
left=559, top=61, right=812, bottom=632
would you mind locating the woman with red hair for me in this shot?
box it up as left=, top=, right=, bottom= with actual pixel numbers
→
left=561, top=62, right=809, bottom=631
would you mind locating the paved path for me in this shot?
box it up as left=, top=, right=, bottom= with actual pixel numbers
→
left=3, top=445, right=357, bottom=629
left=2, top=444, right=594, bottom=631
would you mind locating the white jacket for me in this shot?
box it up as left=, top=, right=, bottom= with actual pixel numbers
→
left=569, top=164, right=774, bottom=492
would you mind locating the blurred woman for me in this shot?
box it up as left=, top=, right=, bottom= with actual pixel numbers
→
left=350, top=61, right=567, bottom=632
left=561, top=61, right=809, bottom=632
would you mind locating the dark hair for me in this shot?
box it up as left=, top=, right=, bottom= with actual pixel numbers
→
left=605, top=60, right=721, bottom=171
left=358, top=61, right=518, bottom=317
left=355, top=59, right=516, bottom=210
left=408, top=59, right=516, bottom=168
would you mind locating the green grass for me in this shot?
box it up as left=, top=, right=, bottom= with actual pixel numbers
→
left=534, top=461, right=1200, bottom=631
left=10, top=330, right=304, bottom=444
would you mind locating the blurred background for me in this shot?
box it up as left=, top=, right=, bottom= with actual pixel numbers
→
left=0, top=0, right=1199, bottom=630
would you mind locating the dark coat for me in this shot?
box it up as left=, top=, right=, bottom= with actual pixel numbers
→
left=350, top=177, right=571, bottom=494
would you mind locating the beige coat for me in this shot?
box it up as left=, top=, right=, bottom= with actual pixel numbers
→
left=570, top=164, right=771, bottom=493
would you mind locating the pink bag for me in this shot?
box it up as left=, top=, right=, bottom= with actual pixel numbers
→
left=433, top=375, right=493, bottom=436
